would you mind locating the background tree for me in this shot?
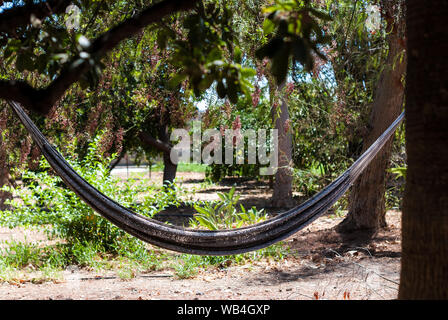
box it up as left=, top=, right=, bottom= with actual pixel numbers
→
left=0, top=0, right=406, bottom=211
left=0, top=0, right=201, bottom=201
left=337, top=0, right=407, bottom=238
left=256, top=0, right=332, bottom=207
left=94, top=32, right=196, bottom=185
left=193, top=0, right=334, bottom=208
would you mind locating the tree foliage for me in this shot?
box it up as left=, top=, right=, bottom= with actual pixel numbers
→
left=0, top=0, right=402, bottom=199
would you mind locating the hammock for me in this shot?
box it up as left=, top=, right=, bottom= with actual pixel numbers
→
left=7, top=100, right=404, bottom=255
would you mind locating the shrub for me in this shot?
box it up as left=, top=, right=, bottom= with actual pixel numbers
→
left=0, top=134, right=186, bottom=259
left=190, top=187, right=268, bottom=230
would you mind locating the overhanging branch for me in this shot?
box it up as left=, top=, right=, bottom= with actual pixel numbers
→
left=1, top=0, right=199, bottom=115
left=0, top=0, right=72, bottom=34
left=0, top=79, right=37, bottom=108
left=139, top=132, right=173, bottom=154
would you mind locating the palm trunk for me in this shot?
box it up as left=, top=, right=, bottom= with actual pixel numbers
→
left=398, top=0, right=448, bottom=299
left=337, top=2, right=406, bottom=236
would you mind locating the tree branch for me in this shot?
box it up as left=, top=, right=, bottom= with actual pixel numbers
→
left=0, top=79, right=38, bottom=108
left=92, top=0, right=198, bottom=57
left=139, top=132, right=172, bottom=154
left=2, top=0, right=199, bottom=115
left=0, top=0, right=72, bottom=34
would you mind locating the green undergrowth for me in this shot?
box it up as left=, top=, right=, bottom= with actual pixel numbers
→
left=0, top=135, right=289, bottom=283
left=0, top=237, right=289, bottom=283
left=149, top=162, right=208, bottom=173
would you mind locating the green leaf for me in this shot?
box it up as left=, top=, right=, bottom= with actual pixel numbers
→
left=156, top=30, right=169, bottom=51
left=206, top=48, right=223, bottom=63
left=168, top=73, right=188, bottom=89
left=227, top=80, right=239, bottom=104
left=241, top=67, right=256, bottom=78
left=228, top=187, right=235, bottom=199
left=309, top=8, right=332, bottom=21
left=76, top=34, right=91, bottom=49
left=234, top=46, right=243, bottom=64
left=194, top=205, right=211, bottom=216
left=36, top=54, right=48, bottom=73
left=198, top=74, right=214, bottom=91
left=263, top=19, right=276, bottom=35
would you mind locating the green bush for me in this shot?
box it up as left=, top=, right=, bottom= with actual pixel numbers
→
left=170, top=187, right=288, bottom=278
left=0, top=134, right=186, bottom=259
left=190, top=187, right=268, bottom=230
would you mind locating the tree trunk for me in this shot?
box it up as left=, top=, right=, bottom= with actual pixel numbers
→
left=0, top=167, right=11, bottom=211
left=162, top=151, right=177, bottom=185
left=271, top=82, right=295, bottom=208
left=0, top=135, right=11, bottom=210
left=139, top=126, right=177, bottom=186
left=398, top=0, right=448, bottom=299
left=337, top=4, right=406, bottom=237
left=159, top=123, right=177, bottom=186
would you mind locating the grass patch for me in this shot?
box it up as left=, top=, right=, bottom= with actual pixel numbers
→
left=0, top=236, right=289, bottom=282
left=171, top=242, right=290, bottom=279
left=150, top=162, right=208, bottom=173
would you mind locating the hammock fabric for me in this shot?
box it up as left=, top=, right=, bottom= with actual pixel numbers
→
left=8, top=100, right=404, bottom=255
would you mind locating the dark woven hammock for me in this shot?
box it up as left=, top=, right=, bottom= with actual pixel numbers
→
left=8, top=100, right=404, bottom=255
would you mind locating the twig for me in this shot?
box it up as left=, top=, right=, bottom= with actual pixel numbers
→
left=350, top=261, right=399, bottom=285
left=363, top=281, right=386, bottom=300
left=352, top=246, right=373, bottom=257
left=292, top=291, right=314, bottom=300
left=325, top=248, right=342, bottom=257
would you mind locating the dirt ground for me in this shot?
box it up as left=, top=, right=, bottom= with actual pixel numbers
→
left=0, top=170, right=402, bottom=300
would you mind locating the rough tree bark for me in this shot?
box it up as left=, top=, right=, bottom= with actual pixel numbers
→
left=337, top=2, right=406, bottom=237
left=271, top=82, right=295, bottom=208
left=398, top=0, right=448, bottom=299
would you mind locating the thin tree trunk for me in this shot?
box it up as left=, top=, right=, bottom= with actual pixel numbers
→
left=337, top=3, right=406, bottom=237
left=398, top=0, right=448, bottom=299
left=0, top=167, right=11, bottom=210
left=271, top=82, right=294, bottom=208
left=159, top=123, right=177, bottom=186
left=0, top=134, right=11, bottom=210
left=139, top=127, right=177, bottom=186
